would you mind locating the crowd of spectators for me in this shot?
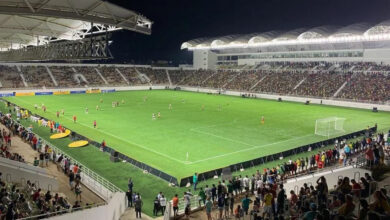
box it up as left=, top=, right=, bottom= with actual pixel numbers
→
left=1, top=61, right=390, bottom=102
left=0, top=66, right=23, bottom=88
left=188, top=130, right=389, bottom=220
left=253, top=71, right=307, bottom=95
left=118, top=67, right=144, bottom=85
left=168, top=70, right=190, bottom=85
left=225, top=70, right=266, bottom=91
left=339, top=72, right=390, bottom=103
left=202, top=70, right=241, bottom=89
left=49, top=66, right=78, bottom=88
left=0, top=108, right=103, bottom=219
left=21, top=66, right=54, bottom=88
left=179, top=69, right=215, bottom=87
left=99, top=66, right=127, bottom=86
left=75, top=67, right=105, bottom=86
left=137, top=67, right=168, bottom=85
left=293, top=72, right=352, bottom=98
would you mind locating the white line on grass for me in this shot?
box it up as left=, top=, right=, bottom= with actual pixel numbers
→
left=12, top=97, right=188, bottom=164
left=186, top=134, right=314, bottom=164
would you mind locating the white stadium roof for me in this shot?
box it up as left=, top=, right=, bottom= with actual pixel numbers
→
left=181, top=21, right=390, bottom=50
left=0, top=0, right=152, bottom=49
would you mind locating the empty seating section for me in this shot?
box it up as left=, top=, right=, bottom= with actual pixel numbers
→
left=21, top=66, right=53, bottom=88
left=0, top=66, right=22, bottom=88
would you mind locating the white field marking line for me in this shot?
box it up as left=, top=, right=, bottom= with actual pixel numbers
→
left=191, top=128, right=255, bottom=147
left=12, top=97, right=188, bottom=164
left=189, top=119, right=238, bottom=131
left=186, top=134, right=314, bottom=164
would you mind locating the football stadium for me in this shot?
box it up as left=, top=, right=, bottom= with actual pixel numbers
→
left=0, top=0, right=389, bottom=220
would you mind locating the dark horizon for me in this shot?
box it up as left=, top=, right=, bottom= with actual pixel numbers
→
left=105, top=0, right=390, bottom=65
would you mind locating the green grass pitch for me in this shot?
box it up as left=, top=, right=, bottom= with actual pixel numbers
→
left=4, top=90, right=390, bottom=181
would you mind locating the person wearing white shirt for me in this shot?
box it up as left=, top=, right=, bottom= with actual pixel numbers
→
left=159, top=195, right=167, bottom=215
left=243, top=175, right=249, bottom=192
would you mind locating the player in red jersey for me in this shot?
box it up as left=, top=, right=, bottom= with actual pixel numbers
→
left=73, top=115, right=77, bottom=123
left=93, top=120, right=97, bottom=128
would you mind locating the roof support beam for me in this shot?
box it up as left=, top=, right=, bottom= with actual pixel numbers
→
left=35, top=0, right=52, bottom=12
left=23, top=0, right=35, bottom=13
left=81, top=1, right=104, bottom=17
left=0, top=6, right=151, bottom=35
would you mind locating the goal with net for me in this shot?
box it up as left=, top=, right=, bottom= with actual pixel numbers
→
left=315, top=117, right=346, bottom=137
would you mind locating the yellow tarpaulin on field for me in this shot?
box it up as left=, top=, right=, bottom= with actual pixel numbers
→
left=68, top=140, right=89, bottom=148
left=50, top=129, right=71, bottom=139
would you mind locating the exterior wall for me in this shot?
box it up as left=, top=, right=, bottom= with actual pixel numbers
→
left=0, top=157, right=58, bottom=191
left=48, top=192, right=126, bottom=220
left=205, top=48, right=390, bottom=69
left=193, top=49, right=217, bottom=70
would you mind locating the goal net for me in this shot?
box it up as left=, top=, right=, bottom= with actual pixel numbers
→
left=315, top=117, right=346, bottom=137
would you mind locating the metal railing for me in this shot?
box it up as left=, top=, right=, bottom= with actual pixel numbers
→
left=18, top=201, right=108, bottom=220
left=10, top=119, right=123, bottom=199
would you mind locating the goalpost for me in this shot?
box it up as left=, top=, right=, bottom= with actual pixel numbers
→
left=315, top=117, right=346, bottom=137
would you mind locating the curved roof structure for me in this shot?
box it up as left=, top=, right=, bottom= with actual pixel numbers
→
left=182, top=21, right=390, bottom=50
left=0, top=0, right=152, bottom=49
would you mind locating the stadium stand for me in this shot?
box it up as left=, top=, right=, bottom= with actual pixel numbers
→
left=254, top=70, right=305, bottom=94
left=99, top=66, right=127, bottom=86
left=115, top=67, right=138, bottom=85
left=20, top=66, right=54, bottom=89
left=339, top=72, right=390, bottom=102
left=49, top=66, right=78, bottom=88
left=0, top=62, right=389, bottom=103
left=137, top=67, right=168, bottom=85
left=75, top=67, right=106, bottom=87
left=0, top=66, right=23, bottom=88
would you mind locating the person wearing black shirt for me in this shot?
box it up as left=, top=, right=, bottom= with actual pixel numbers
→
left=153, top=197, right=160, bottom=216
left=126, top=189, right=133, bottom=207
left=277, top=184, right=286, bottom=215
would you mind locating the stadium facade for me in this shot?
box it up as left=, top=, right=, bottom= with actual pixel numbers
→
left=181, top=21, right=390, bottom=69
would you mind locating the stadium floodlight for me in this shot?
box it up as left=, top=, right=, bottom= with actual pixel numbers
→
left=315, top=117, right=346, bottom=138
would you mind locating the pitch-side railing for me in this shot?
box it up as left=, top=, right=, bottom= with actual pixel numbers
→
left=12, top=119, right=123, bottom=200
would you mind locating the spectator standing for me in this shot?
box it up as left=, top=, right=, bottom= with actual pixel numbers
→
left=172, top=194, right=179, bottom=219
left=134, top=197, right=143, bottom=219
left=126, top=189, right=133, bottom=207
left=205, top=197, right=212, bottom=220
left=160, top=195, right=166, bottom=215
left=277, top=184, right=286, bottom=215
left=241, top=194, right=251, bottom=215
left=193, top=173, right=198, bottom=191
left=153, top=197, right=160, bottom=216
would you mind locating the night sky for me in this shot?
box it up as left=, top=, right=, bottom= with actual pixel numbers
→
left=107, top=0, right=390, bottom=65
